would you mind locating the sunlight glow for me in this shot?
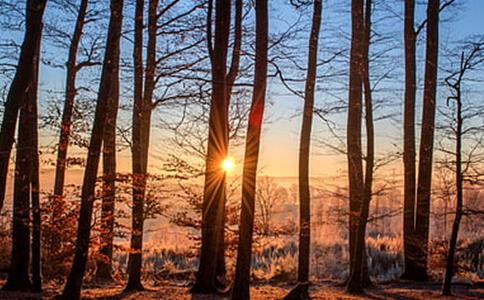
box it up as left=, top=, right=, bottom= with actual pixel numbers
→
left=222, top=157, right=235, bottom=173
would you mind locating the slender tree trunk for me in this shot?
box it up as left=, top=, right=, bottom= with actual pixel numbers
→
left=0, top=0, right=46, bottom=213
left=231, top=1, right=268, bottom=299
left=442, top=62, right=463, bottom=296
left=346, top=0, right=364, bottom=290
left=284, top=2, right=322, bottom=299
left=192, top=0, right=231, bottom=293
left=59, top=1, right=123, bottom=299
left=52, top=0, right=89, bottom=236
left=360, top=0, right=373, bottom=287
left=30, top=36, right=42, bottom=293
left=95, top=58, right=120, bottom=282
left=2, top=17, right=43, bottom=291
left=126, top=0, right=158, bottom=290
left=125, top=0, right=145, bottom=291
left=414, top=0, right=439, bottom=281
left=215, top=0, right=243, bottom=281
left=402, top=0, right=419, bottom=280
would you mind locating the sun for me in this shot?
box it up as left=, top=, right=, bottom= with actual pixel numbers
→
left=222, top=157, right=235, bottom=173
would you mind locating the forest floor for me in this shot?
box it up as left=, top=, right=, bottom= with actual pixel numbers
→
left=0, top=280, right=483, bottom=299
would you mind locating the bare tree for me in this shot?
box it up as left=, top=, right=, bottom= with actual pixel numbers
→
left=346, top=0, right=364, bottom=293
left=231, top=0, right=268, bottom=298
left=284, top=1, right=322, bottom=299
left=193, top=0, right=243, bottom=293
left=126, top=0, right=158, bottom=290
left=441, top=39, right=484, bottom=295
left=52, top=0, right=90, bottom=224
left=0, top=0, right=46, bottom=213
left=59, top=1, right=123, bottom=298
left=414, top=0, right=440, bottom=281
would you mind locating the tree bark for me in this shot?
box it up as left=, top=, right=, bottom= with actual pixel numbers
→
left=2, top=15, right=43, bottom=291
left=347, top=0, right=373, bottom=292
left=0, top=0, right=47, bottom=213
left=95, top=50, right=120, bottom=282
left=414, top=0, right=439, bottom=281
left=346, top=0, right=364, bottom=291
left=126, top=0, right=158, bottom=290
left=125, top=0, right=145, bottom=291
left=402, top=0, right=419, bottom=280
left=285, top=1, right=322, bottom=299
left=231, top=0, right=268, bottom=299
left=52, top=0, right=89, bottom=232
left=30, top=35, right=42, bottom=293
left=192, top=0, right=231, bottom=293
left=442, top=52, right=465, bottom=296
left=215, top=0, right=243, bottom=281
left=59, top=1, right=123, bottom=299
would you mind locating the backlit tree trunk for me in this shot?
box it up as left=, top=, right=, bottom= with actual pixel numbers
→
left=346, top=0, right=364, bottom=291
left=285, top=1, right=322, bottom=299
left=0, top=0, right=47, bottom=213
left=231, top=0, right=268, bottom=299
left=414, top=0, right=439, bottom=281
left=2, top=16, right=43, bottom=291
left=59, top=1, right=123, bottom=298
left=30, top=36, right=42, bottom=293
left=126, top=0, right=158, bottom=290
left=192, top=0, right=231, bottom=293
left=52, top=0, right=89, bottom=220
left=95, top=54, right=120, bottom=282
left=402, top=0, right=419, bottom=279
left=347, top=0, right=373, bottom=292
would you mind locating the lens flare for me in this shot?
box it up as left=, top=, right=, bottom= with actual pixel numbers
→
left=222, top=158, right=235, bottom=173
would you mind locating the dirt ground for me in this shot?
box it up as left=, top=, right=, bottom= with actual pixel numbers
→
left=0, top=280, right=482, bottom=299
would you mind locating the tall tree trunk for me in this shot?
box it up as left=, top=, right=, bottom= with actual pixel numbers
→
left=231, top=0, right=268, bottom=299
left=346, top=0, right=364, bottom=290
left=192, top=0, right=231, bottom=293
left=442, top=55, right=463, bottom=296
left=402, top=0, right=419, bottom=280
left=52, top=0, right=89, bottom=238
left=95, top=58, right=120, bottom=282
left=0, top=0, right=47, bottom=213
left=60, top=1, right=123, bottom=299
left=126, top=0, right=144, bottom=291
left=30, top=36, right=42, bottom=293
left=2, top=17, right=43, bottom=291
left=347, top=0, right=373, bottom=292
left=284, top=1, right=322, bottom=299
left=215, top=0, right=243, bottom=281
left=414, top=0, right=439, bottom=281
left=126, top=0, right=158, bottom=290
left=360, top=0, right=373, bottom=287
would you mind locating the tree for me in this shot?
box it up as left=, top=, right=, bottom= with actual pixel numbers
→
left=284, top=1, right=322, bottom=299
left=125, top=0, right=158, bottom=290
left=193, top=0, right=242, bottom=293
left=256, top=176, right=287, bottom=236
left=30, top=34, right=42, bottom=293
left=414, top=0, right=439, bottom=281
left=402, top=0, right=418, bottom=279
left=441, top=40, right=484, bottom=295
left=345, top=0, right=364, bottom=293
left=52, top=0, right=89, bottom=221
left=346, top=0, right=373, bottom=293
left=59, top=1, right=123, bottom=298
left=2, top=12, right=43, bottom=293
left=401, top=0, right=455, bottom=279
left=95, top=27, right=121, bottom=283
left=0, top=0, right=47, bottom=213
left=231, top=0, right=268, bottom=299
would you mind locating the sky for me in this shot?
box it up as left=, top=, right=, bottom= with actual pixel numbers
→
left=1, top=0, right=484, bottom=186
